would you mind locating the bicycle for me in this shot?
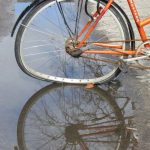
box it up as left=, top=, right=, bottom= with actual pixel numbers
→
left=17, top=83, right=137, bottom=149
left=12, top=0, right=150, bottom=84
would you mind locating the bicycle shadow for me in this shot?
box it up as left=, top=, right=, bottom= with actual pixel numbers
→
left=16, top=82, right=138, bottom=150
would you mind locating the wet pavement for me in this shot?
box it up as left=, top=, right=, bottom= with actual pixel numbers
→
left=0, top=0, right=150, bottom=150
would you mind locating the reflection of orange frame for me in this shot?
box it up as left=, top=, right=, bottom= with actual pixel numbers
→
left=77, top=0, right=150, bottom=56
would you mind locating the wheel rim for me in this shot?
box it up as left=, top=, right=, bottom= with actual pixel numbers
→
left=18, top=0, right=126, bottom=83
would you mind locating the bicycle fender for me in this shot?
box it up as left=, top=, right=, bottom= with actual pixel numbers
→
left=11, top=0, right=45, bottom=37
left=102, top=0, right=135, bottom=49
left=110, top=1, right=135, bottom=49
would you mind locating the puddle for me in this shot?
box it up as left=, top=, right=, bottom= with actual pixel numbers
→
left=15, top=1, right=30, bottom=15
left=136, top=70, right=150, bottom=85
left=0, top=0, right=15, bottom=40
left=16, top=83, right=138, bottom=150
left=1, top=0, right=150, bottom=149
left=0, top=1, right=42, bottom=149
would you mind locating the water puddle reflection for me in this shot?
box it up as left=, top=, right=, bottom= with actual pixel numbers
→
left=17, top=82, right=138, bottom=150
left=136, top=70, right=150, bottom=86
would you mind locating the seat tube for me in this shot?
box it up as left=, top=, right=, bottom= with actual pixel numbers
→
left=127, top=0, right=147, bottom=41
left=77, top=0, right=114, bottom=48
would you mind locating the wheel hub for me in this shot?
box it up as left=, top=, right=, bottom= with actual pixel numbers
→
left=65, top=38, right=82, bottom=58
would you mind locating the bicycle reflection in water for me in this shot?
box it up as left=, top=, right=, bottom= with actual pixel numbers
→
left=17, top=82, right=138, bottom=150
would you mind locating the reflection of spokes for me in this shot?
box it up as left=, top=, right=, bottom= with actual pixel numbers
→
left=17, top=83, right=136, bottom=150
left=81, top=55, right=119, bottom=65
left=65, top=123, right=118, bottom=144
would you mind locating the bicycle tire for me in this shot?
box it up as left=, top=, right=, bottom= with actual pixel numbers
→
left=15, top=0, right=130, bottom=84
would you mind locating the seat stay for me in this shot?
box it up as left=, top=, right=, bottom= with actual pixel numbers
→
left=77, top=0, right=114, bottom=48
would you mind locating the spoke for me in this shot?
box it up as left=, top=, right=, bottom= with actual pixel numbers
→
left=21, top=24, right=64, bottom=39
left=74, top=144, right=77, bottom=150
left=81, top=55, right=118, bottom=65
left=24, top=39, right=50, bottom=43
left=25, top=55, right=50, bottom=63
left=74, top=0, right=83, bottom=38
left=78, top=141, right=89, bottom=150
left=71, top=144, right=74, bottom=150
left=56, top=0, right=74, bottom=37
left=24, top=43, right=62, bottom=49
left=21, top=24, right=54, bottom=36
left=25, top=53, right=66, bottom=64
left=24, top=50, right=65, bottom=57
left=41, top=9, right=68, bottom=35
left=61, top=143, right=68, bottom=150
left=34, top=140, right=51, bottom=150
left=31, top=23, right=63, bottom=39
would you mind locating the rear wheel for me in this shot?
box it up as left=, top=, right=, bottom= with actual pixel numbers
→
left=15, top=0, right=130, bottom=84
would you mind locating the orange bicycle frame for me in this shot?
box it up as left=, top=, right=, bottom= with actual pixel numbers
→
left=127, top=0, right=150, bottom=42
left=77, top=0, right=150, bottom=56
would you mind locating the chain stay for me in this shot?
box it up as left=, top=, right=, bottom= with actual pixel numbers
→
left=80, top=37, right=150, bottom=70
